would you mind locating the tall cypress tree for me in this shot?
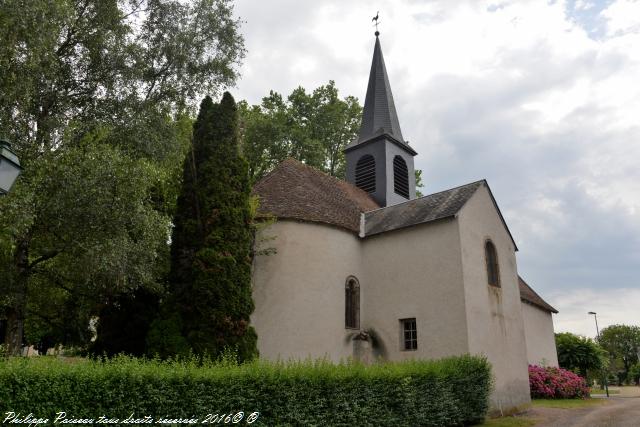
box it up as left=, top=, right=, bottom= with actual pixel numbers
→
left=170, top=96, right=213, bottom=300
left=155, top=93, right=258, bottom=361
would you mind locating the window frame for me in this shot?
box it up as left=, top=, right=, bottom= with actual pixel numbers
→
left=400, top=318, right=417, bottom=351
left=485, top=239, right=501, bottom=287
left=345, top=276, right=360, bottom=329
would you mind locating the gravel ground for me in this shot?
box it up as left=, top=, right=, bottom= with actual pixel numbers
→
left=529, top=396, right=640, bottom=427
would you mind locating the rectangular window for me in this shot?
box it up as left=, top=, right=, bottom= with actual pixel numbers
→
left=400, top=318, right=417, bottom=351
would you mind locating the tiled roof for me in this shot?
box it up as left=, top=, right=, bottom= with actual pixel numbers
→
left=363, top=181, right=485, bottom=236
left=519, top=276, right=558, bottom=313
left=253, top=158, right=379, bottom=232
left=255, top=161, right=517, bottom=250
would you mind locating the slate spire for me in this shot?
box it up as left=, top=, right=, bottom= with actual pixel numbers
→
left=344, top=30, right=417, bottom=208
left=357, top=32, right=404, bottom=145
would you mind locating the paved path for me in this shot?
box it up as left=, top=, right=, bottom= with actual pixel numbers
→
left=591, top=386, right=640, bottom=398
left=530, top=396, right=640, bottom=427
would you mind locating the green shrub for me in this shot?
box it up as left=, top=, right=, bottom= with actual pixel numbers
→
left=629, top=363, right=640, bottom=385
left=528, top=365, right=590, bottom=398
left=0, top=354, right=491, bottom=426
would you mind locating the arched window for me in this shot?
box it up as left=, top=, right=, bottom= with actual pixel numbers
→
left=393, top=155, right=409, bottom=198
left=355, top=155, right=376, bottom=193
left=485, top=240, right=500, bottom=287
left=345, top=277, right=360, bottom=329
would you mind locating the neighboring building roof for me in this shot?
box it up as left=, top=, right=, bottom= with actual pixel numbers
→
left=345, top=34, right=416, bottom=156
left=364, top=180, right=484, bottom=236
left=253, top=158, right=380, bottom=233
left=519, top=276, right=558, bottom=313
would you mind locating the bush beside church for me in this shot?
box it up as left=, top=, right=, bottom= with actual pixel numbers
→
left=0, top=354, right=491, bottom=426
left=528, top=365, right=590, bottom=399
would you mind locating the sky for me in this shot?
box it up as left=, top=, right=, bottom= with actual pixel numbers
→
left=231, top=0, right=640, bottom=338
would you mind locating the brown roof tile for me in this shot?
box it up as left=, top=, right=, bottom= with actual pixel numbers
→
left=519, top=276, right=558, bottom=313
left=253, top=158, right=379, bottom=232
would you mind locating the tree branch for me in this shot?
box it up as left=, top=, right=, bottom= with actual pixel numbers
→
left=56, top=0, right=90, bottom=57
left=28, top=250, right=60, bottom=269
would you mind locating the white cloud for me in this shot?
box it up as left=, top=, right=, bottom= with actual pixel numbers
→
left=601, top=0, right=640, bottom=36
left=575, top=0, right=596, bottom=11
left=550, top=288, right=640, bottom=338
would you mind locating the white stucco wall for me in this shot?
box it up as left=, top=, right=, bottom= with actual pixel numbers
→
left=251, top=186, right=532, bottom=413
left=361, top=218, right=469, bottom=361
left=457, top=185, right=531, bottom=412
left=251, top=220, right=363, bottom=362
left=521, top=302, right=559, bottom=367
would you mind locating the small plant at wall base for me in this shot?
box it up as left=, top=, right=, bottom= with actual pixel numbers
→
left=528, top=365, right=590, bottom=399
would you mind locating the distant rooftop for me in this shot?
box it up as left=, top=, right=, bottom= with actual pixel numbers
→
left=519, top=276, right=558, bottom=313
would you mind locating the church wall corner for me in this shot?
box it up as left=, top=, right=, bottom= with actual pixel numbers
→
left=456, top=185, right=531, bottom=410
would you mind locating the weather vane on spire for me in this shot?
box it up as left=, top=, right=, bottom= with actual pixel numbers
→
left=372, top=11, right=380, bottom=36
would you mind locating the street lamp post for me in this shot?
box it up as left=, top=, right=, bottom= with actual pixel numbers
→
left=0, top=138, right=22, bottom=195
left=589, top=311, right=609, bottom=397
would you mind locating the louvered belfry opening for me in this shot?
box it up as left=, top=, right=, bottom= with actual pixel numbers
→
left=355, top=155, right=376, bottom=193
left=393, top=156, right=409, bottom=198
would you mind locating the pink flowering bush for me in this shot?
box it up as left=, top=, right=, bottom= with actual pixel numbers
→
left=529, top=365, right=590, bottom=399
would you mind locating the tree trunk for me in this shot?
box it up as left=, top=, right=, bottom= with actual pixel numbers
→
left=4, top=307, right=24, bottom=356
left=4, top=238, right=29, bottom=356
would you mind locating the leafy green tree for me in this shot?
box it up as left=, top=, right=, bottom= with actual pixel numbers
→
left=240, top=81, right=361, bottom=182
left=239, top=94, right=290, bottom=183
left=153, top=93, right=257, bottom=361
left=240, top=82, right=427, bottom=196
left=415, top=170, right=425, bottom=197
left=2, top=142, right=171, bottom=351
left=0, top=0, right=244, bottom=355
left=597, top=324, right=640, bottom=384
left=555, top=332, right=607, bottom=378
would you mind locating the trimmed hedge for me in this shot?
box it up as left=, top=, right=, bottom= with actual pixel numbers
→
left=0, top=355, right=491, bottom=426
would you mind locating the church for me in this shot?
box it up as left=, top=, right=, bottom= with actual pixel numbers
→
left=250, top=32, right=558, bottom=412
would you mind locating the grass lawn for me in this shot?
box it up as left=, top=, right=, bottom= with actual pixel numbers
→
left=531, top=398, right=608, bottom=409
left=482, top=416, right=537, bottom=427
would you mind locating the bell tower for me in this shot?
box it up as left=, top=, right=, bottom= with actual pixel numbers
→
left=345, top=31, right=417, bottom=207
